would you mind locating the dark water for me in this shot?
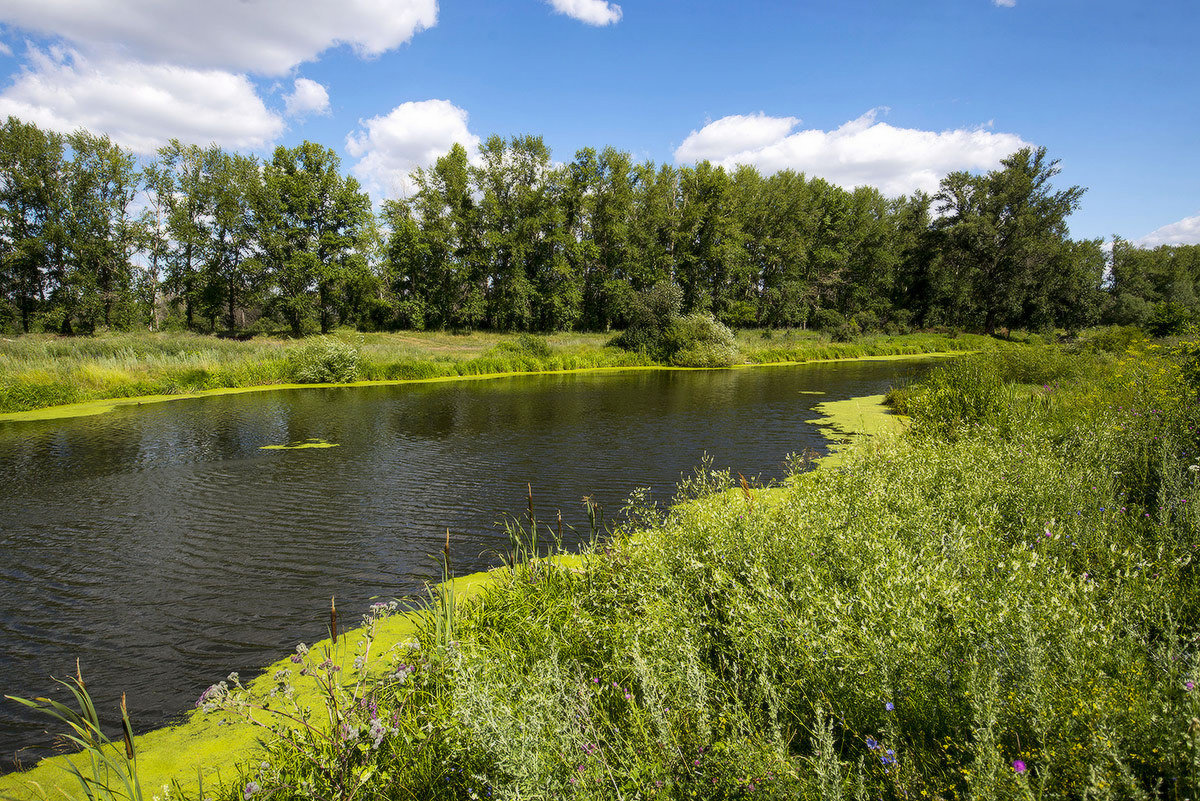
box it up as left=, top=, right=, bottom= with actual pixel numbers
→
left=0, top=359, right=927, bottom=767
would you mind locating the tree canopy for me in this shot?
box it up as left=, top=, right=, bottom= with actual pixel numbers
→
left=0, top=116, right=1189, bottom=337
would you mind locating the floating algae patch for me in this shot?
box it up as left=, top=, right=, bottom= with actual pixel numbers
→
left=260, top=438, right=339, bottom=450
left=810, top=393, right=907, bottom=468
left=797, top=390, right=825, bottom=395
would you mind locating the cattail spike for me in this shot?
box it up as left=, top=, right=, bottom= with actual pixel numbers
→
left=121, top=694, right=134, bottom=759
left=330, top=596, right=338, bottom=644
left=739, top=472, right=754, bottom=504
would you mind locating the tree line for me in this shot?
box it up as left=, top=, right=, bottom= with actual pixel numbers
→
left=0, top=115, right=1194, bottom=338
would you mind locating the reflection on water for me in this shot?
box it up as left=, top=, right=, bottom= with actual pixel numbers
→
left=0, top=360, right=928, bottom=766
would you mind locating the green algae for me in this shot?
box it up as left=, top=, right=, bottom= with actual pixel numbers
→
left=809, top=393, right=907, bottom=468
left=0, top=560, right=579, bottom=801
left=259, top=439, right=339, bottom=450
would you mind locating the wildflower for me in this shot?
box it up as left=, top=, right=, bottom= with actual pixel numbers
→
left=368, top=717, right=387, bottom=749
left=243, top=781, right=260, bottom=800
left=885, top=702, right=894, bottom=711
left=1013, top=760, right=1027, bottom=774
left=865, top=736, right=879, bottom=750
left=1187, top=681, right=1195, bottom=691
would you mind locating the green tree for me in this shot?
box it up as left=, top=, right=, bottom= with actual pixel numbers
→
left=933, top=147, right=1085, bottom=332
left=60, top=130, right=140, bottom=331
left=255, top=141, right=370, bottom=336
left=0, top=117, right=65, bottom=332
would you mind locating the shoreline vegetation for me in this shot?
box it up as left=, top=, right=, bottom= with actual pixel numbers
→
left=0, top=329, right=984, bottom=421
left=4, top=335, right=1200, bottom=800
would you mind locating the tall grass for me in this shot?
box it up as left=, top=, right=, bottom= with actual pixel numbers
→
left=0, top=329, right=980, bottom=415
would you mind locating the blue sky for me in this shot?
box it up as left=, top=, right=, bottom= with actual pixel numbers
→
left=0, top=0, right=1195, bottom=245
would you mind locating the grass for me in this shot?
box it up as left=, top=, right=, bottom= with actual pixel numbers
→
left=9, top=337, right=1195, bottom=799
left=0, top=329, right=980, bottom=417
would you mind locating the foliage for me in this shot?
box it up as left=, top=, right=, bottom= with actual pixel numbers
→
left=2, top=114, right=1163, bottom=339
left=287, top=336, right=361, bottom=384
left=663, top=312, right=738, bottom=367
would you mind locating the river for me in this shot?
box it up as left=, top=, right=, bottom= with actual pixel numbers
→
left=0, top=358, right=929, bottom=766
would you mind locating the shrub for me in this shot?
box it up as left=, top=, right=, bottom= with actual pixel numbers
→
left=665, top=314, right=739, bottom=367
left=812, top=308, right=845, bottom=332
left=494, top=333, right=553, bottom=360
left=288, top=337, right=360, bottom=383
left=904, top=355, right=1010, bottom=437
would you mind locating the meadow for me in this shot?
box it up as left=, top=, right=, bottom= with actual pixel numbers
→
left=8, top=333, right=1198, bottom=800
left=0, top=329, right=983, bottom=416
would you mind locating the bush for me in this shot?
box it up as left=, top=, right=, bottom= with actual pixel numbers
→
left=904, top=355, right=1011, bottom=438
left=1075, top=325, right=1144, bottom=354
left=288, top=337, right=360, bottom=383
left=1145, top=301, right=1194, bottom=337
left=494, top=333, right=553, bottom=360
left=812, top=308, right=845, bottom=332
left=665, top=313, right=739, bottom=367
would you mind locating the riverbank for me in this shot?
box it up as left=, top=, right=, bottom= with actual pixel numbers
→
left=7, top=341, right=1193, bottom=800
left=0, top=329, right=985, bottom=419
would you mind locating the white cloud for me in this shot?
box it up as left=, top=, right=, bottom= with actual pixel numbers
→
left=0, top=47, right=284, bottom=153
left=346, top=99, right=481, bottom=200
left=0, top=40, right=11, bottom=57
left=0, top=0, right=437, bottom=75
left=546, top=0, right=623, bottom=26
left=1137, top=213, right=1200, bottom=247
left=994, top=0, right=1017, bottom=7
left=283, top=78, right=330, bottom=119
left=674, top=109, right=1032, bottom=197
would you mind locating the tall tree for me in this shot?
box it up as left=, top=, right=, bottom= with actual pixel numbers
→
left=156, top=140, right=211, bottom=329
left=61, top=130, right=140, bottom=331
left=255, top=141, right=370, bottom=336
left=933, top=147, right=1085, bottom=333
left=0, top=117, right=65, bottom=332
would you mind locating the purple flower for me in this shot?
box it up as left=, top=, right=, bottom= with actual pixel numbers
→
left=1013, top=760, right=1027, bottom=774
left=1187, top=681, right=1195, bottom=691
left=885, top=702, right=894, bottom=711
left=865, top=736, right=879, bottom=750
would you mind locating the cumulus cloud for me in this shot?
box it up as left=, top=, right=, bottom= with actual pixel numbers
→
left=0, top=47, right=284, bottom=153
left=1137, top=213, right=1200, bottom=247
left=546, top=0, right=623, bottom=26
left=284, top=78, right=330, bottom=119
left=346, top=99, right=481, bottom=200
left=0, top=0, right=437, bottom=75
left=674, top=109, right=1032, bottom=197
left=994, top=0, right=1017, bottom=7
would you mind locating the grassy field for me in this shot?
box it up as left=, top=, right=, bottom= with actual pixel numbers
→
left=0, top=329, right=983, bottom=416
left=6, top=337, right=1198, bottom=800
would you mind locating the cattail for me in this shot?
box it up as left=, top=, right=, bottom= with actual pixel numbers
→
left=739, top=472, right=754, bottom=504
left=121, top=693, right=134, bottom=759
left=330, top=596, right=338, bottom=644
left=527, top=483, right=535, bottom=525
